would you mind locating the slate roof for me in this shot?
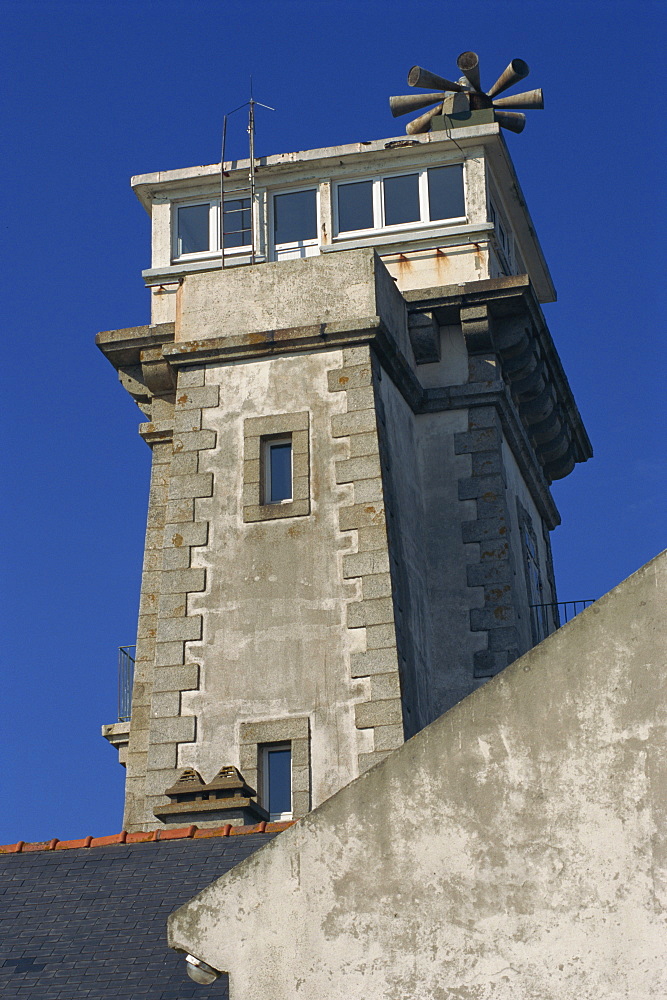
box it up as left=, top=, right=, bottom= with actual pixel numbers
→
left=0, top=824, right=289, bottom=999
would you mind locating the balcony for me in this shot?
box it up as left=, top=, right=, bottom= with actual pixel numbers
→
left=529, top=601, right=595, bottom=646
left=101, top=645, right=135, bottom=767
left=117, top=645, right=136, bottom=722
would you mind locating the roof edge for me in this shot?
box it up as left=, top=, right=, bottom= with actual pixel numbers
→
left=0, top=821, right=295, bottom=855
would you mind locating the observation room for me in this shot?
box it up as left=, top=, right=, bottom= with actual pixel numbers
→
left=134, top=125, right=555, bottom=313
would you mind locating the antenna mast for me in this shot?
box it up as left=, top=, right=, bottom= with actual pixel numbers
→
left=220, top=85, right=274, bottom=269
left=248, top=91, right=256, bottom=265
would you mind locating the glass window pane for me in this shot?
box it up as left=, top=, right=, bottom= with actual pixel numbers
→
left=223, top=198, right=251, bottom=248
left=383, top=174, right=420, bottom=226
left=177, top=204, right=210, bottom=254
left=337, top=180, right=374, bottom=233
left=267, top=748, right=291, bottom=815
left=427, top=165, right=465, bottom=221
left=273, top=190, right=317, bottom=245
left=269, top=442, right=292, bottom=503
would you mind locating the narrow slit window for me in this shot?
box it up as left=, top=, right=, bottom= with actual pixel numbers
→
left=263, top=436, right=292, bottom=504
left=262, top=744, right=292, bottom=821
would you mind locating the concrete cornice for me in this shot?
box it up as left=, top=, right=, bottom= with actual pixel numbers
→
left=130, top=126, right=501, bottom=211
left=404, top=275, right=593, bottom=478
left=158, top=314, right=559, bottom=528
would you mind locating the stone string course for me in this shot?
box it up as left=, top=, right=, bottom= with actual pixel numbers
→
left=328, top=345, right=405, bottom=774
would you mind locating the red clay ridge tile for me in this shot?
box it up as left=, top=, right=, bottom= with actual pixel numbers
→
left=0, top=842, right=24, bottom=854
left=194, top=824, right=231, bottom=839
left=55, top=836, right=93, bottom=850
left=159, top=825, right=198, bottom=841
left=125, top=831, right=158, bottom=844
left=0, top=821, right=293, bottom=855
left=230, top=823, right=264, bottom=836
left=89, top=832, right=127, bottom=848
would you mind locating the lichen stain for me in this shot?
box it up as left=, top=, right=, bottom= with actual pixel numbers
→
left=177, top=394, right=189, bottom=405
left=172, top=533, right=184, bottom=548
left=339, top=376, right=349, bottom=385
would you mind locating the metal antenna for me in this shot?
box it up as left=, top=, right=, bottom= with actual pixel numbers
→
left=220, top=82, right=275, bottom=268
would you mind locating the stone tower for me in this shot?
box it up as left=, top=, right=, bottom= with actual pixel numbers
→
left=99, top=120, right=591, bottom=832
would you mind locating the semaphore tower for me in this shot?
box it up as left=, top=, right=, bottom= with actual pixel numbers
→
left=99, top=52, right=591, bottom=832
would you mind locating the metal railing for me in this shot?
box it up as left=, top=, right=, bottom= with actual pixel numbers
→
left=118, top=645, right=136, bottom=722
left=529, top=600, right=595, bottom=645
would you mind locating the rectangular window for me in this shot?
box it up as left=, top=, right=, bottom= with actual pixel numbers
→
left=177, top=203, right=211, bottom=256
left=488, top=197, right=515, bottom=273
left=223, top=197, right=251, bottom=248
left=383, top=172, right=420, bottom=226
left=262, top=744, right=292, bottom=821
left=337, top=180, right=374, bottom=233
left=273, top=189, right=317, bottom=246
left=523, top=524, right=547, bottom=643
left=240, top=718, right=309, bottom=819
left=427, top=164, right=465, bottom=221
left=173, top=197, right=253, bottom=261
left=263, top=436, right=292, bottom=504
left=335, top=164, right=465, bottom=236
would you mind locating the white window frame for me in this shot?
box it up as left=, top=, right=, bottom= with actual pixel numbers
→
left=261, top=743, right=292, bottom=822
left=270, top=185, right=320, bottom=261
left=171, top=196, right=253, bottom=263
left=262, top=435, right=293, bottom=505
left=333, top=164, right=466, bottom=240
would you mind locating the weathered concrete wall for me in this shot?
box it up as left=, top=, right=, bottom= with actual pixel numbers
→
left=178, top=349, right=372, bottom=809
left=382, top=244, right=489, bottom=295
left=174, top=248, right=407, bottom=346
left=169, top=551, right=667, bottom=1000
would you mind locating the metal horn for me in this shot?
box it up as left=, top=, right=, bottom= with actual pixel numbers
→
left=407, top=66, right=466, bottom=92
left=487, top=58, right=529, bottom=98
left=456, top=51, right=481, bottom=92
left=492, top=89, right=543, bottom=110
left=406, top=103, right=445, bottom=135
left=390, top=93, right=446, bottom=117
left=494, top=111, right=526, bottom=134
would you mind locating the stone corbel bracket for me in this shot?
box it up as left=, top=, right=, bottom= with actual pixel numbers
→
left=405, top=275, right=593, bottom=485
left=95, top=323, right=177, bottom=422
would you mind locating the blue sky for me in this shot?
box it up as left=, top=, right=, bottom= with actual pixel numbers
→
left=1, top=0, right=664, bottom=844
